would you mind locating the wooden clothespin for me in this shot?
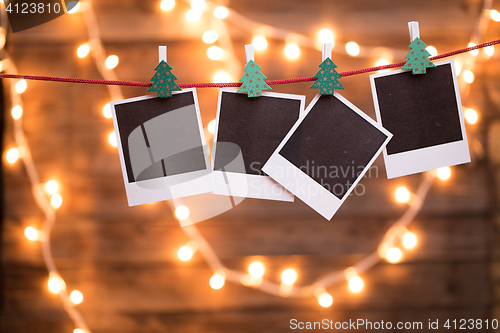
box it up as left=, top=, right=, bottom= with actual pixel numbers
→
left=244, top=44, right=254, bottom=64
left=322, top=42, right=332, bottom=61
left=408, top=21, right=420, bottom=42
left=159, top=45, right=167, bottom=62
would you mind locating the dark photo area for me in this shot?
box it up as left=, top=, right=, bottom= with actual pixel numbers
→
left=279, top=94, right=388, bottom=199
left=373, top=62, right=463, bottom=155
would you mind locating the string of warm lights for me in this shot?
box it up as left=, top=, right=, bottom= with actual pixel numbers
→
left=2, top=4, right=91, bottom=332
left=173, top=0, right=498, bottom=87
left=161, top=0, right=492, bottom=306
left=3, top=1, right=495, bottom=332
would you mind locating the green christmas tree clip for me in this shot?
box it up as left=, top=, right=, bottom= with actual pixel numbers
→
left=147, top=46, right=181, bottom=98
left=310, top=43, right=344, bottom=94
left=402, top=22, right=436, bottom=74
left=237, top=44, right=271, bottom=97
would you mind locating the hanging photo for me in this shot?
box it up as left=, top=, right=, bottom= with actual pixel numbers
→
left=111, top=88, right=213, bottom=206
left=262, top=93, right=392, bottom=220
left=370, top=59, right=470, bottom=179
left=211, top=88, right=305, bottom=201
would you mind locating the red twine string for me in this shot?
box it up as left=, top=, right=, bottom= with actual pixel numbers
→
left=1, top=39, right=499, bottom=88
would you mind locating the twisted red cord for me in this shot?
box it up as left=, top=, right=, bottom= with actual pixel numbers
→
left=1, top=39, right=499, bottom=88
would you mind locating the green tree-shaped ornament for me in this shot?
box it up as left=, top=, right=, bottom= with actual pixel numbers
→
left=237, top=60, right=271, bottom=97
left=402, top=37, right=435, bottom=74
left=310, top=57, right=344, bottom=95
left=147, top=60, right=181, bottom=98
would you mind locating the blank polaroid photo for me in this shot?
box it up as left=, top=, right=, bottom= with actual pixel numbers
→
left=370, top=59, right=470, bottom=179
left=111, top=88, right=213, bottom=206
left=211, top=88, right=305, bottom=201
left=262, top=93, right=392, bottom=220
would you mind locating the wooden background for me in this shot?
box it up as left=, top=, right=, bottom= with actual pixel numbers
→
left=3, top=0, right=500, bottom=332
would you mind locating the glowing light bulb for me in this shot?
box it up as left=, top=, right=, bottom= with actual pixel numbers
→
left=210, top=272, right=225, bottom=289
left=468, top=42, right=478, bottom=56
left=454, top=59, right=462, bottom=76
left=160, top=0, right=175, bottom=11
left=207, top=46, right=223, bottom=60
left=11, top=105, right=22, bottom=119
left=213, top=6, right=228, bottom=19
left=70, top=290, right=84, bottom=304
left=48, top=273, right=66, bottom=294
left=214, top=71, right=230, bottom=83
left=191, top=0, right=205, bottom=10
left=317, top=292, right=333, bottom=307
left=105, top=55, right=119, bottom=69
left=6, top=148, right=19, bottom=164
left=74, top=329, right=86, bottom=333
left=436, top=166, right=451, bottom=181
left=67, top=2, right=79, bottom=14
left=426, top=46, right=438, bottom=57
left=186, top=9, right=201, bottom=22
left=348, top=276, right=364, bottom=292
left=77, top=44, right=90, bottom=58
left=24, top=226, right=40, bottom=241
left=50, top=194, right=63, bottom=209
left=464, top=108, right=478, bottom=124
left=45, top=180, right=59, bottom=195
left=252, top=36, right=268, bottom=51
left=285, top=44, right=300, bottom=59
left=490, top=9, right=500, bottom=22
left=202, top=30, right=218, bottom=44
left=318, top=29, right=334, bottom=44
left=175, top=205, right=190, bottom=220
left=463, top=70, right=474, bottom=84
left=386, top=247, right=402, bottom=263
left=395, top=186, right=411, bottom=204
left=102, top=103, right=112, bottom=119
left=402, top=231, right=418, bottom=249
left=248, top=262, right=265, bottom=278
left=345, top=42, right=360, bottom=56
left=483, top=45, right=494, bottom=57
left=281, top=269, right=297, bottom=285
left=178, top=246, right=193, bottom=261
left=16, top=79, right=27, bottom=94
left=207, top=119, right=216, bottom=134
left=108, top=131, right=118, bottom=147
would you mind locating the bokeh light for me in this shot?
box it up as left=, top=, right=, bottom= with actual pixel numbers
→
left=345, top=42, right=360, bottom=56
left=285, top=44, right=300, bottom=59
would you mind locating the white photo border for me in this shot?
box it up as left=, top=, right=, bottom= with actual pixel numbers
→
left=211, top=88, right=306, bottom=202
left=262, top=92, right=392, bottom=220
left=111, top=88, right=214, bottom=206
left=370, top=59, right=471, bottom=179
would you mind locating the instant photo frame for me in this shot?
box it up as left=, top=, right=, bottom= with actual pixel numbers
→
left=370, top=59, right=470, bottom=179
left=211, top=88, right=305, bottom=201
left=111, top=88, right=213, bottom=206
left=263, top=93, right=392, bottom=220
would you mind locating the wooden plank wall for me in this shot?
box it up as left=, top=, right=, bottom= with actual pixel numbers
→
left=3, top=0, right=500, bottom=332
